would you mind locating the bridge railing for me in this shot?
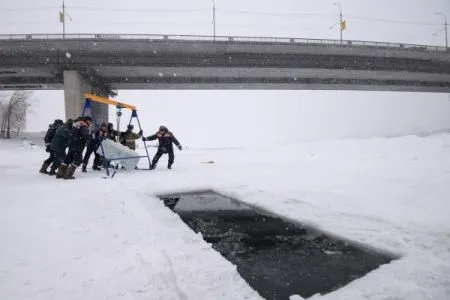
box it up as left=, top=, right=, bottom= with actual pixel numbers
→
left=0, top=33, right=448, bottom=52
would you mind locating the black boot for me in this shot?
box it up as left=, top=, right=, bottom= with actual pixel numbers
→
left=48, top=166, right=57, bottom=176
left=39, top=162, right=50, bottom=174
left=92, top=165, right=101, bottom=171
left=56, top=164, right=68, bottom=179
left=81, top=164, right=87, bottom=173
left=64, top=164, right=77, bottom=180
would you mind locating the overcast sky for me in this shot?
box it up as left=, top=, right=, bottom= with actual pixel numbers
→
left=1, top=0, right=450, bottom=147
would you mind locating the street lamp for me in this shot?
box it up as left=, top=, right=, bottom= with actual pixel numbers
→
left=59, top=0, right=72, bottom=39
left=434, top=12, right=448, bottom=48
left=334, top=2, right=343, bottom=44
left=212, top=0, right=216, bottom=41
left=61, top=0, right=66, bottom=39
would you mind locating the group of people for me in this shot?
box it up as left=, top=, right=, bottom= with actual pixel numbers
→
left=39, top=117, right=183, bottom=180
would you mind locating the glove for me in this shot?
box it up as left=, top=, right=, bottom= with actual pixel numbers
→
left=177, top=145, right=182, bottom=151
left=142, top=137, right=147, bottom=142
left=45, top=145, right=51, bottom=152
left=138, top=130, right=143, bottom=135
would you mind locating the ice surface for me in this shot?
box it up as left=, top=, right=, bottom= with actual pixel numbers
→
left=1, top=133, right=450, bottom=300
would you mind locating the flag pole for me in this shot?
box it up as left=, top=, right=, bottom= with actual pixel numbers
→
left=212, top=0, right=216, bottom=41
left=334, top=3, right=343, bottom=44
left=62, top=0, right=65, bottom=39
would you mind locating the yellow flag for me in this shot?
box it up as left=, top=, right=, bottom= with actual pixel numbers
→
left=341, top=20, right=347, bottom=31
left=59, top=11, right=64, bottom=23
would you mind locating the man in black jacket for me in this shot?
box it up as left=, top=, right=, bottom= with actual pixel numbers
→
left=142, top=126, right=182, bottom=170
left=51, top=119, right=74, bottom=177
left=106, top=122, right=119, bottom=142
left=39, top=119, right=63, bottom=174
left=59, top=116, right=93, bottom=179
left=82, top=122, right=108, bottom=172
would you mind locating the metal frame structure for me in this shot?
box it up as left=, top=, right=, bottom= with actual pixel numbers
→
left=82, top=93, right=152, bottom=177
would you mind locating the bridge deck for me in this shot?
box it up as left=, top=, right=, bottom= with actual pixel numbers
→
left=0, top=34, right=449, bottom=93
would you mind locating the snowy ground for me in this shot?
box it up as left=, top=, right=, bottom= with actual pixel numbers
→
left=1, top=133, right=450, bottom=300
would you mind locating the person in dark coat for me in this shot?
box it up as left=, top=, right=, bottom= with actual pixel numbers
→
left=106, top=122, right=119, bottom=142
left=39, top=119, right=63, bottom=174
left=119, top=124, right=143, bottom=150
left=142, top=125, right=182, bottom=169
left=66, top=118, right=74, bottom=128
left=50, top=119, right=74, bottom=176
left=58, top=116, right=93, bottom=179
left=82, top=122, right=108, bottom=172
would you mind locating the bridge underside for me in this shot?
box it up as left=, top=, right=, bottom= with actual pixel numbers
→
left=1, top=66, right=449, bottom=93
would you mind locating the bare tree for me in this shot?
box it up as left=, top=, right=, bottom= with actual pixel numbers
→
left=0, top=93, right=10, bottom=138
left=0, top=91, right=32, bottom=139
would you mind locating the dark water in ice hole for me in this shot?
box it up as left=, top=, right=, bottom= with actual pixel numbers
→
left=158, top=192, right=394, bottom=300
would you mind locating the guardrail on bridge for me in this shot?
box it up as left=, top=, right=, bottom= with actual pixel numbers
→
left=0, top=33, right=448, bottom=53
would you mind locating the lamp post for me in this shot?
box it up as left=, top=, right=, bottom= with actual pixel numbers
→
left=211, top=0, right=216, bottom=41
left=59, top=0, right=72, bottom=39
left=334, top=2, right=343, bottom=44
left=62, top=0, right=66, bottom=39
left=435, top=12, right=448, bottom=48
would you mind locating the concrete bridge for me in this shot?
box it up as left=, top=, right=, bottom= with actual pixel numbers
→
left=0, top=33, right=449, bottom=122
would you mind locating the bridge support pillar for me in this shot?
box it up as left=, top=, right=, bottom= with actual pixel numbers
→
left=63, top=70, right=109, bottom=124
